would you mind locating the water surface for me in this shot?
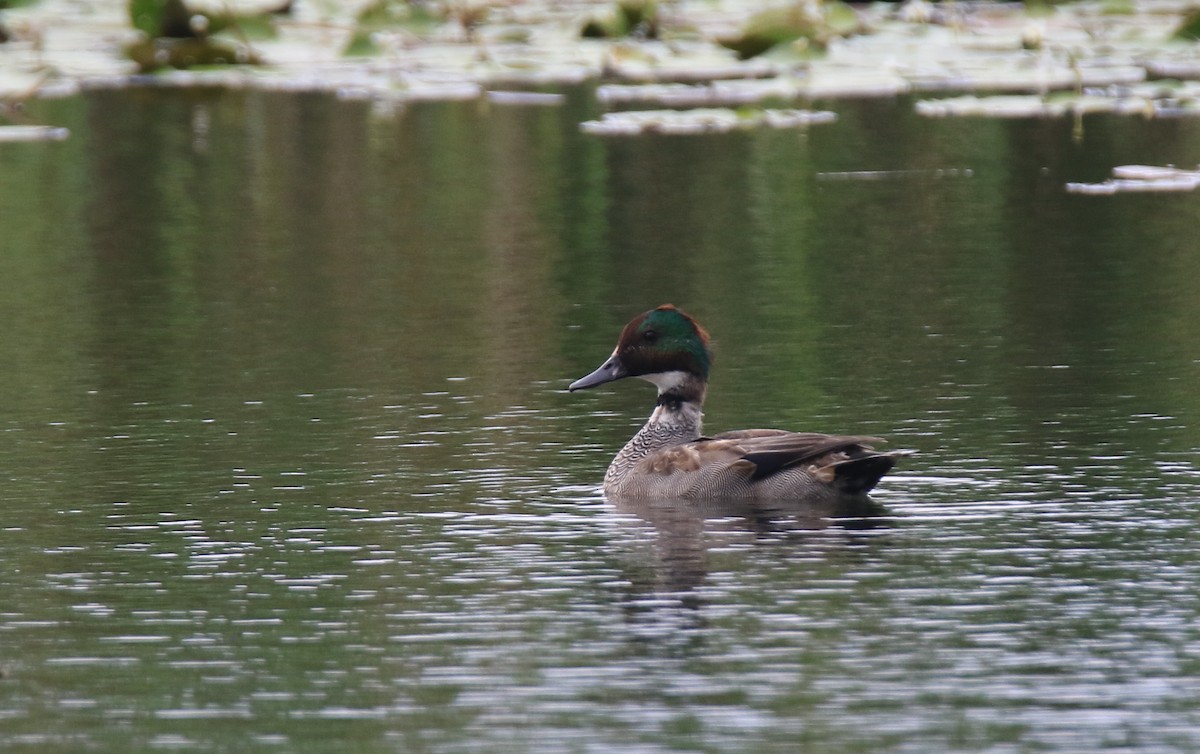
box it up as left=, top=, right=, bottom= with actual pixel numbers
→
left=2, top=88, right=1200, bottom=752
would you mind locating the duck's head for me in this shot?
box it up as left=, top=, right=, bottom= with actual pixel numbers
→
left=569, top=304, right=712, bottom=394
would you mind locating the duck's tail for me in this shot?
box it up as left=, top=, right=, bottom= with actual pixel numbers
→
left=826, top=451, right=906, bottom=496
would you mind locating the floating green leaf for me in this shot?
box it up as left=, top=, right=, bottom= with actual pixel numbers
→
left=126, top=0, right=285, bottom=70
left=129, top=0, right=205, bottom=38
left=345, top=0, right=440, bottom=57
left=581, top=0, right=658, bottom=39
left=718, top=1, right=860, bottom=60
left=1098, top=0, right=1135, bottom=15
left=126, top=36, right=260, bottom=72
left=580, top=107, right=837, bottom=135
left=234, top=13, right=279, bottom=42
left=1174, top=7, right=1200, bottom=39
left=130, top=0, right=168, bottom=37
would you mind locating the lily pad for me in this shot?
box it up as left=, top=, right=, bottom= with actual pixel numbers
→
left=916, top=89, right=1200, bottom=119
left=1172, top=7, right=1200, bottom=39
left=485, top=90, right=565, bottom=105
left=1066, top=165, right=1200, bottom=194
left=126, top=0, right=282, bottom=71
left=5, top=0, right=1200, bottom=112
left=127, top=36, right=260, bottom=72
left=1145, top=58, right=1200, bottom=80
left=597, top=79, right=801, bottom=106
left=917, top=94, right=1078, bottom=118
left=581, top=0, right=658, bottom=39
left=580, top=107, right=836, bottom=135
left=0, top=70, right=46, bottom=99
left=343, top=0, right=444, bottom=55
left=130, top=0, right=197, bottom=38
left=717, top=1, right=861, bottom=60
left=0, top=124, right=70, bottom=141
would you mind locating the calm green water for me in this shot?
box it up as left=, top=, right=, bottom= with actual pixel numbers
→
left=2, top=87, right=1200, bottom=752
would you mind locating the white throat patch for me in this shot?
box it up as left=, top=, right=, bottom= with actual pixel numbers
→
left=640, top=370, right=691, bottom=394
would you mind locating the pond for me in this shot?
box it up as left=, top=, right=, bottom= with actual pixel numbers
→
left=2, top=86, right=1200, bottom=752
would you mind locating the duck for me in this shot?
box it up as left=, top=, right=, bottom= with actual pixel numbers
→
left=569, top=304, right=901, bottom=500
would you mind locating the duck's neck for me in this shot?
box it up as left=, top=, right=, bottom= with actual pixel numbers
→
left=605, top=373, right=707, bottom=488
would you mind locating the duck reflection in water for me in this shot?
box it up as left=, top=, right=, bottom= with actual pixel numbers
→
left=608, top=494, right=888, bottom=633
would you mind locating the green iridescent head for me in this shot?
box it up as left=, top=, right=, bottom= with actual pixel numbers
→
left=569, top=305, right=712, bottom=392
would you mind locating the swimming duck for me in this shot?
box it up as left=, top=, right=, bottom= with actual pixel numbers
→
left=569, top=304, right=900, bottom=500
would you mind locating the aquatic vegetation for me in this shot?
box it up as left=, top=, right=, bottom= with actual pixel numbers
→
left=0, top=123, right=68, bottom=141
left=126, top=36, right=260, bottom=71
left=445, top=0, right=493, bottom=40
left=596, top=68, right=908, bottom=104
left=1066, top=164, right=1200, bottom=193
left=126, top=0, right=278, bottom=72
left=579, top=107, right=836, bottom=135
left=1172, top=6, right=1200, bottom=39
left=916, top=82, right=1200, bottom=118
left=581, top=0, right=658, bottom=40
left=917, top=94, right=1108, bottom=117
left=599, top=44, right=780, bottom=83
left=0, top=0, right=1195, bottom=125
left=0, top=68, right=44, bottom=102
left=0, top=69, right=62, bottom=136
left=345, top=0, right=434, bottom=56
left=717, top=1, right=861, bottom=60
left=597, top=79, right=803, bottom=106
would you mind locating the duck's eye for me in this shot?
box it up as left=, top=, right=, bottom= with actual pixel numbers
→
left=642, top=329, right=658, bottom=343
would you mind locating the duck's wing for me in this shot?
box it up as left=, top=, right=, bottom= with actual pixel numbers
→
left=703, top=430, right=896, bottom=494
left=707, top=431, right=884, bottom=468
left=639, top=431, right=898, bottom=496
